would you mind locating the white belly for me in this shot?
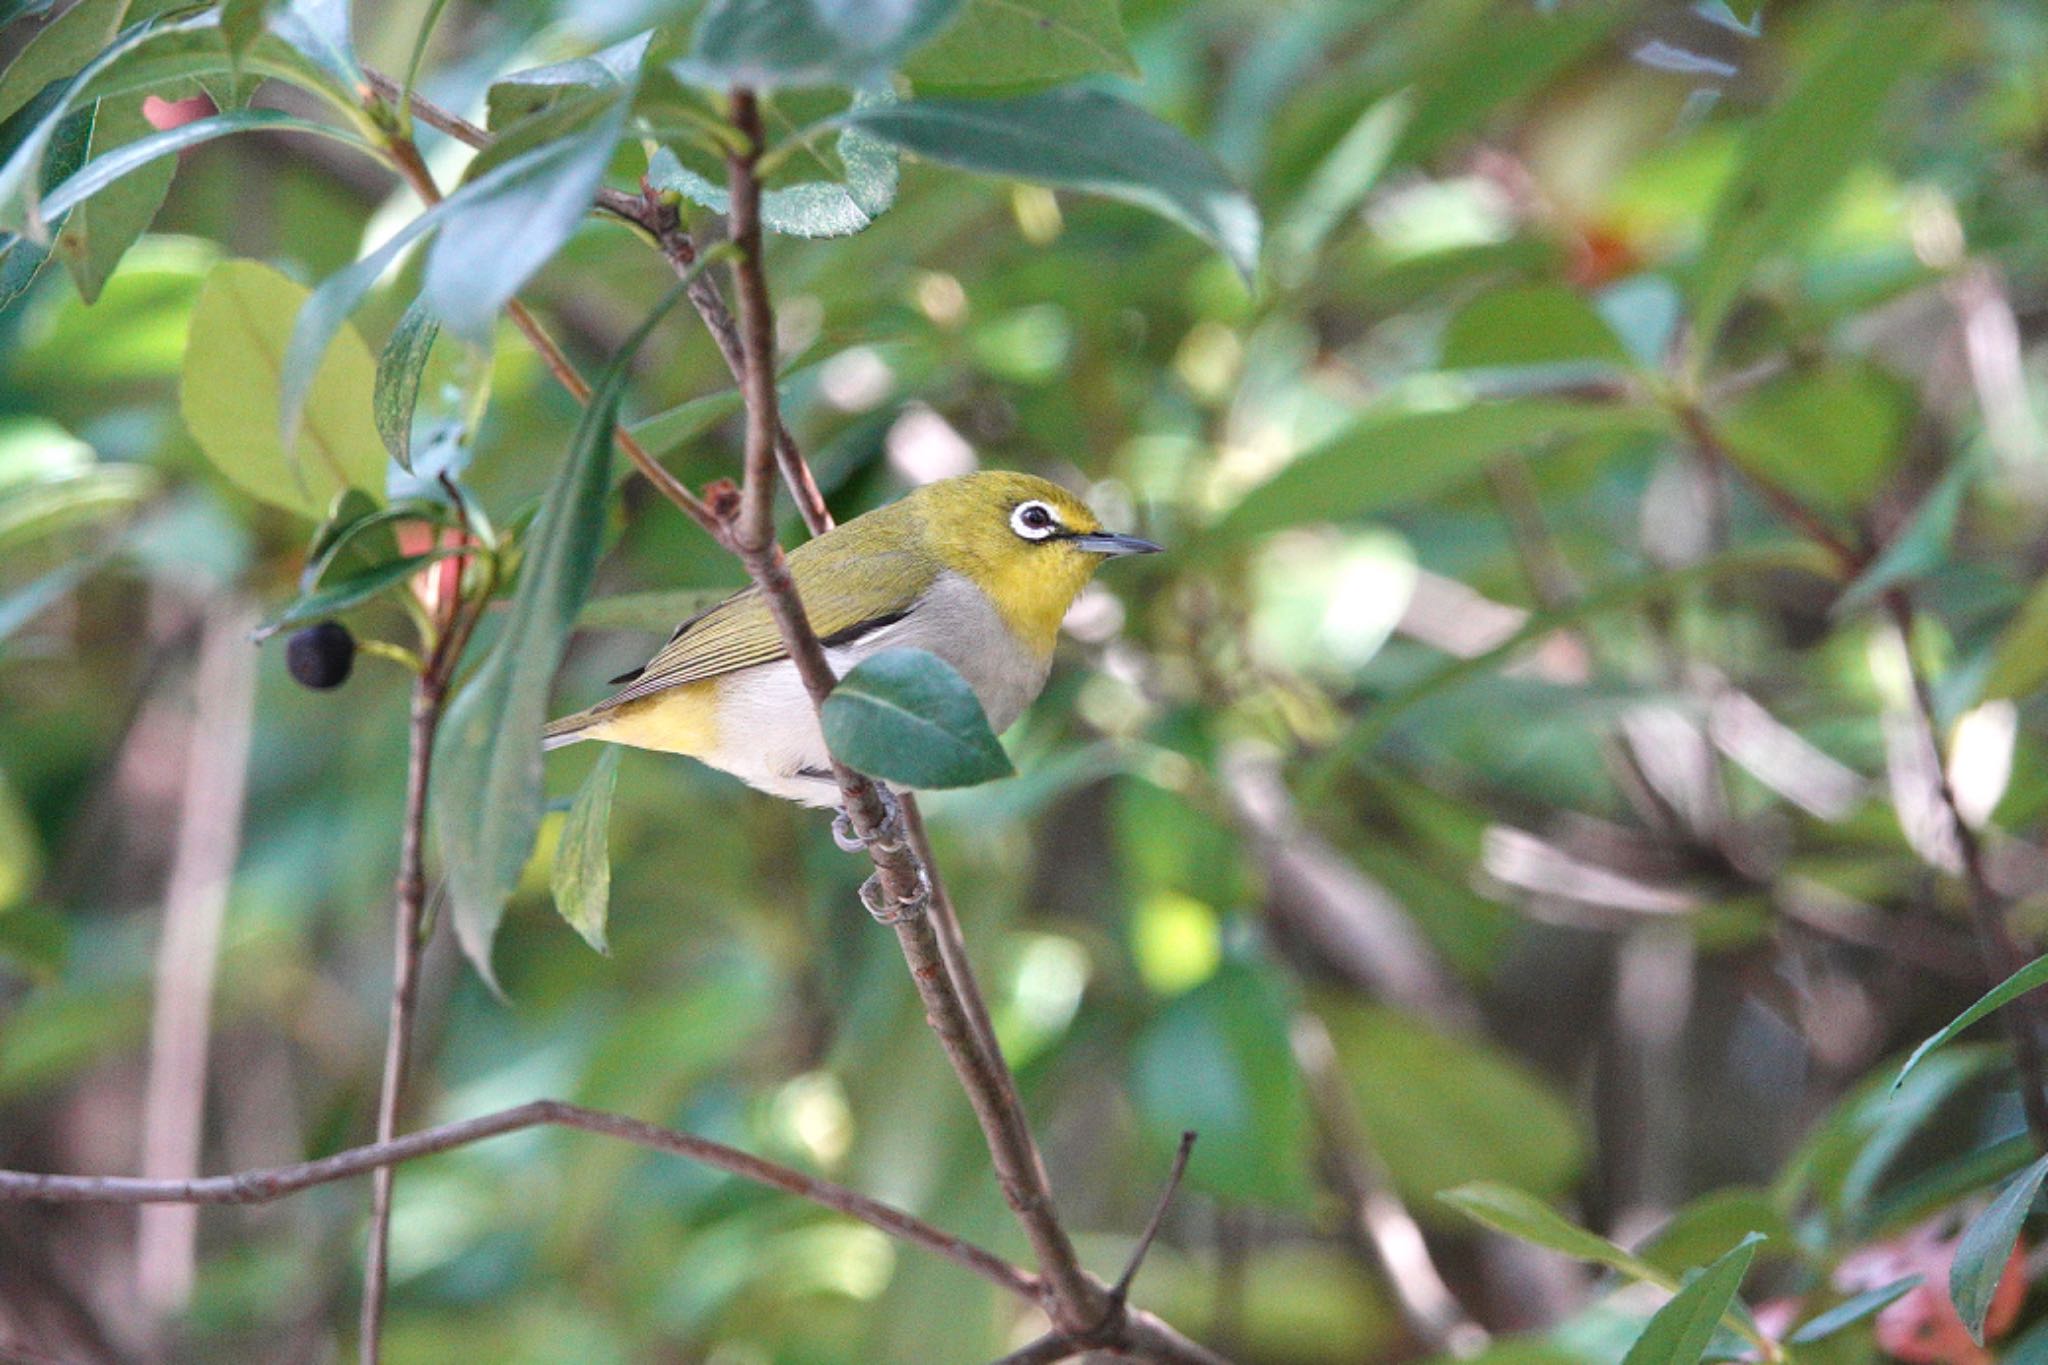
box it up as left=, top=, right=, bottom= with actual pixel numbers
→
left=702, top=572, right=1048, bottom=805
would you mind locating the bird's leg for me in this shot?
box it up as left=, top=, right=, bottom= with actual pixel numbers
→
left=831, top=785, right=929, bottom=923
left=832, top=783, right=908, bottom=855
left=859, top=862, right=931, bottom=925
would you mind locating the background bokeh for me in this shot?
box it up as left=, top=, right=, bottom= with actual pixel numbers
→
left=7, top=0, right=2048, bottom=1361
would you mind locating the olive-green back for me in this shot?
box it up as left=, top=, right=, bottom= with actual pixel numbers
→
left=599, top=497, right=939, bottom=707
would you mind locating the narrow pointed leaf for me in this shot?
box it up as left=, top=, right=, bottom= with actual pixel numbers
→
left=1621, top=1236, right=1763, bottom=1365
left=424, top=86, right=631, bottom=341
left=551, top=745, right=619, bottom=954
left=1789, top=1277, right=1922, bottom=1345
left=1691, top=4, right=1937, bottom=350
left=1893, top=953, right=2048, bottom=1092
left=252, top=549, right=463, bottom=640
left=1206, top=398, right=1668, bottom=549
left=1951, top=1153, right=2048, bottom=1343
left=50, top=96, right=175, bottom=303
left=684, top=0, right=965, bottom=89
left=40, top=108, right=358, bottom=224
left=433, top=283, right=689, bottom=986
left=374, top=300, right=438, bottom=469
left=905, top=0, right=1135, bottom=85
left=846, top=89, right=1260, bottom=279
left=1439, top=1182, right=1667, bottom=1284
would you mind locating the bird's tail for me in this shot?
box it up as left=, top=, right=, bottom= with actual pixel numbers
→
left=542, top=710, right=596, bottom=751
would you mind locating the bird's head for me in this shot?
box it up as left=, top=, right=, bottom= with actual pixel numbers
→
left=915, top=471, right=1160, bottom=651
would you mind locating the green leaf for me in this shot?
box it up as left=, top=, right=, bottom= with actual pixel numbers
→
left=1983, top=580, right=2048, bottom=703
left=1950, top=1153, right=2048, bottom=1343
left=1718, top=361, right=1913, bottom=514
left=1620, top=1235, right=1762, bottom=1365
left=1389, top=0, right=1635, bottom=171
left=649, top=90, right=898, bottom=239
left=298, top=497, right=442, bottom=594
left=904, top=0, right=1135, bottom=86
left=576, top=588, right=731, bottom=631
left=0, top=230, right=50, bottom=308
left=1441, top=283, right=1632, bottom=371
left=280, top=94, right=634, bottom=443
left=50, top=95, right=174, bottom=303
left=1638, top=1189, right=1789, bottom=1280
left=0, top=13, right=366, bottom=239
left=1788, top=1276, right=1921, bottom=1346
left=820, top=647, right=1015, bottom=789
left=845, top=89, right=1260, bottom=280
left=1439, top=1182, right=1668, bottom=1285
left=0, top=766, right=38, bottom=912
left=626, top=387, right=746, bottom=458
left=265, top=0, right=360, bottom=95
left=0, top=0, right=125, bottom=126
left=1691, top=4, right=1938, bottom=351
left=179, top=259, right=387, bottom=518
left=1318, top=1001, right=1582, bottom=1212
left=550, top=746, right=619, bottom=954
left=1835, top=453, right=1980, bottom=614
left=485, top=33, right=649, bottom=130
left=684, top=0, right=965, bottom=89
left=40, top=107, right=355, bottom=230
left=374, top=299, right=438, bottom=470
left=1207, top=398, right=1667, bottom=549
left=0, top=464, right=156, bottom=556
left=252, top=549, right=460, bottom=640
left=218, top=0, right=275, bottom=72
left=433, top=281, right=689, bottom=987
left=1130, top=963, right=1313, bottom=1208
left=1893, top=953, right=2048, bottom=1092
left=427, top=79, right=635, bottom=341
left=1269, top=92, right=1409, bottom=285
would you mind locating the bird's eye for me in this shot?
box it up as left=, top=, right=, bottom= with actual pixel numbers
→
left=1010, top=501, right=1059, bottom=540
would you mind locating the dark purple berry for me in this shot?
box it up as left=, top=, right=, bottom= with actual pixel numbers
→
left=287, top=621, right=355, bottom=690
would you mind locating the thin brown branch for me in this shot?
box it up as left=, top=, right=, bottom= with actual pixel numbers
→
left=364, top=68, right=486, bottom=149
left=366, top=64, right=1221, bottom=1365
left=635, top=183, right=834, bottom=536
left=1676, top=404, right=1864, bottom=577
left=725, top=91, right=783, bottom=555
left=1883, top=593, right=2048, bottom=1151
left=0, top=1099, right=1037, bottom=1300
left=359, top=664, right=446, bottom=1361
left=361, top=516, right=496, bottom=1358
left=715, top=87, right=1220, bottom=1354
left=1111, top=1132, right=1195, bottom=1302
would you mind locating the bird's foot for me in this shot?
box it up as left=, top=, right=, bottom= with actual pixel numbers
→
left=832, top=784, right=909, bottom=855
left=859, top=863, right=931, bottom=925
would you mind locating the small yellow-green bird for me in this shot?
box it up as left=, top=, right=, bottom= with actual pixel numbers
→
left=542, top=471, right=1159, bottom=804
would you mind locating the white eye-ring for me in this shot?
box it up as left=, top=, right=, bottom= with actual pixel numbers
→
left=1010, top=500, right=1061, bottom=541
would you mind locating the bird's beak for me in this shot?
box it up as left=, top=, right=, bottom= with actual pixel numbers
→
left=1070, top=531, right=1163, bottom=557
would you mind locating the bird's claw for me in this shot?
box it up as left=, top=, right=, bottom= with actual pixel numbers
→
left=859, top=863, right=931, bottom=925
left=831, top=808, right=865, bottom=853
left=833, top=785, right=909, bottom=856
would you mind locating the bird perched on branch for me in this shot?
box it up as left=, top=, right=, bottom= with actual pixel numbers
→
left=543, top=471, right=1158, bottom=805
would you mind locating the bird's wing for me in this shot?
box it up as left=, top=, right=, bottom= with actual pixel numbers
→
left=598, top=538, right=938, bottom=706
